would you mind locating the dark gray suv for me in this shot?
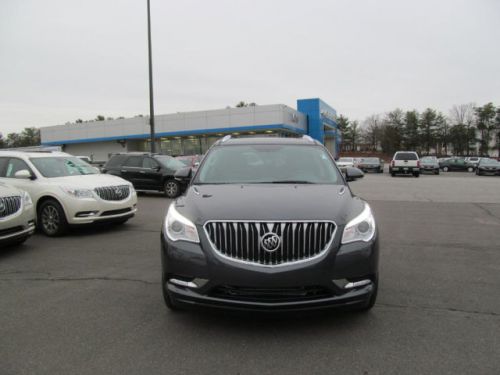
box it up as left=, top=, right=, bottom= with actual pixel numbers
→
left=161, top=136, right=379, bottom=312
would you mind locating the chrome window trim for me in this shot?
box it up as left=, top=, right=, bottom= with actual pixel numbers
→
left=203, top=219, right=337, bottom=268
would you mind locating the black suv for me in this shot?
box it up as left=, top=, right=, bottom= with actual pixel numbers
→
left=161, top=136, right=379, bottom=312
left=103, top=153, right=187, bottom=198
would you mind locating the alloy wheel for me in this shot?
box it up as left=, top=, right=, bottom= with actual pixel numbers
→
left=41, top=205, right=60, bottom=235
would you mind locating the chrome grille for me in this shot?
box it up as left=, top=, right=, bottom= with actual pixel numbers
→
left=0, top=196, right=22, bottom=218
left=204, top=221, right=336, bottom=266
left=94, top=185, right=130, bottom=201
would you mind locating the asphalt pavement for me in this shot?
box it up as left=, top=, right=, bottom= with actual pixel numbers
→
left=1, top=172, right=499, bottom=375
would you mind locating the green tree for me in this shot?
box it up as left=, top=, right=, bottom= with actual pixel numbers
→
left=6, top=133, right=21, bottom=147
left=449, top=125, right=468, bottom=155
left=435, top=113, right=449, bottom=155
left=20, top=127, right=41, bottom=147
left=419, top=109, right=439, bottom=155
left=95, top=115, right=105, bottom=121
left=475, top=103, right=496, bottom=156
left=0, top=133, right=5, bottom=149
left=403, top=110, right=419, bottom=151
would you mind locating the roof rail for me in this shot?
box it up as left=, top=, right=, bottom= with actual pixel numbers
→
left=221, top=135, right=232, bottom=143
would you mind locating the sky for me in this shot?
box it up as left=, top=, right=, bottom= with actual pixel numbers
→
left=1, top=0, right=499, bottom=134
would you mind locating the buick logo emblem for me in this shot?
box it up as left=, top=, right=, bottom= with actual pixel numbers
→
left=0, top=200, right=4, bottom=213
left=115, top=188, right=122, bottom=196
left=261, top=232, right=281, bottom=252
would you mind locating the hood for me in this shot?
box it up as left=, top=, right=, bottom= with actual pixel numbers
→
left=336, top=162, right=353, bottom=166
left=44, top=174, right=132, bottom=189
left=0, top=182, right=23, bottom=197
left=176, top=184, right=365, bottom=226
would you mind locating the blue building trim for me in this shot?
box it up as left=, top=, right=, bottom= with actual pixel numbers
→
left=41, top=123, right=306, bottom=146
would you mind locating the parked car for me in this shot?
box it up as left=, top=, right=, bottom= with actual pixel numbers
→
left=389, top=151, right=420, bottom=177
left=76, top=155, right=92, bottom=164
left=439, top=157, right=475, bottom=172
left=0, top=182, right=35, bottom=246
left=336, top=157, right=355, bottom=168
left=103, top=153, right=188, bottom=198
left=161, top=136, right=378, bottom=313
left=0, top=151, right=137, bottom=236
left=465, top=156, right=482, bottom=168
left=420, top=156, right=440, bottom=175
left=357, top=157, right=384, bottom=173
left=175, top=154, right=202, bottom=170
left=475, top=158, right=500, bottom=176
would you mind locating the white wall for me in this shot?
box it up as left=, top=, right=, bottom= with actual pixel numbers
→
left=41, top=105, right=307, bottom=144
left=64, top=141, right=127, bottom=162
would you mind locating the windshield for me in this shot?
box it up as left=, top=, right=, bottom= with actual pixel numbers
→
left=338, top=158, right=353, bottom=163
left=195, top=144, right=342, bottom=185
left=395, top=152, right=418, bottom=160
left=30, top=157, right=98, bottom=177
left=479, top=158, right=498, bottom=166
left=362, top=158, right=379, bottom=163
left=421, top=157, right=437, bottom=162
left=154, top=156, right=186, bottom=170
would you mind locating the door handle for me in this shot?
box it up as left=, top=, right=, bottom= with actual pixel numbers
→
left=121, top=170, right=127, bottom=173
left=139, top=171, right=146, bottom=174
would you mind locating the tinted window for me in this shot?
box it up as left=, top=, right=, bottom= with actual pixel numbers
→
left=395, top=153, right=418, bottom=160
left=30, top=157, right=97, bottom=177
left=0, top=157, right=8, bottom=177
left=5, top=158, right=32, bottom=178
left=105, top=155, right=128, bottom=168
left=195, top=145, right=341, bottom=184
left=143, top=157, right=159, bottom=169
left=123, top=156, right=143, bottom=167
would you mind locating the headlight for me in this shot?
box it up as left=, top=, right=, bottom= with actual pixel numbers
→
left=129, top=184, right=136, bottom=194
left=61, top=186, right=94, bottom=199
left=22, top=191, right=33, bottom=206
left=164, top=204, right=199, bottom=243
left=341, top=203, right=376, bottom=244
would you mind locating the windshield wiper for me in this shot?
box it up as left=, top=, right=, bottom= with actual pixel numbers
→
left=269, top=180, right=315, bottom=184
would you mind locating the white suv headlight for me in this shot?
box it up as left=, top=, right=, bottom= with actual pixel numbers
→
left=61, top=186, right=94, bottom=199
left=164, top=204, right=200, bottom=243
left=22, top=191, right=33, bottom=206
left=341, top=203, right=376, bottom=244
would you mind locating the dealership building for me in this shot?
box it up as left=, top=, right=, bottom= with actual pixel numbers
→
left=40, top=98, right=341, bottom=161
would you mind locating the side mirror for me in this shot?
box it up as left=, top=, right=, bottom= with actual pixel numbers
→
left=345, top=167, right=364, bottom=182
left=174, top=167, right=192, bottom=181
left=193, top=162, right=200, bottom=168
left=14, top=169, right=33, bottom=180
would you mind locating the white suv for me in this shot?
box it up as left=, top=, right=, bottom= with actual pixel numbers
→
left=0, top=151, right=138, bottom=236
left=389, top=151, right=420, bottom=177
left=0, top=182, right=35, bottom=246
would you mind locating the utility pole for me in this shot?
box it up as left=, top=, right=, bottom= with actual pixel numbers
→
left=147, top=0, right=156, bottom=153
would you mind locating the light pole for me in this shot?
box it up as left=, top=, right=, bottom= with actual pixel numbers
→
left=147, top=0, right=156, bottom=153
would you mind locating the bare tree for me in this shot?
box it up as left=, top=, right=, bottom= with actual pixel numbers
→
left=449, top=103, right=475, bottom=155
left=362, top=115, right=382, bottom=151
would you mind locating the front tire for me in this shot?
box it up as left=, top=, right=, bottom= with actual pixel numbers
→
left=443, top=166, right=449, bottom=172
left=467, top=167, right=474, bottom=172
left=413, top=172, right=420, bottom=178
left=434, top=169, right=440, bottom=175
left=38, top=199, right=68, bottom=237
left=164, top=180, right=180, bottom=199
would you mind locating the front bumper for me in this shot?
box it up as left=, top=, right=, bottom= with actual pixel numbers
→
left=0, top=205, right=36, bottom=244
left=161, top=229, right=379, bottom=311
left=63, top=193, right=138, bottom=224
